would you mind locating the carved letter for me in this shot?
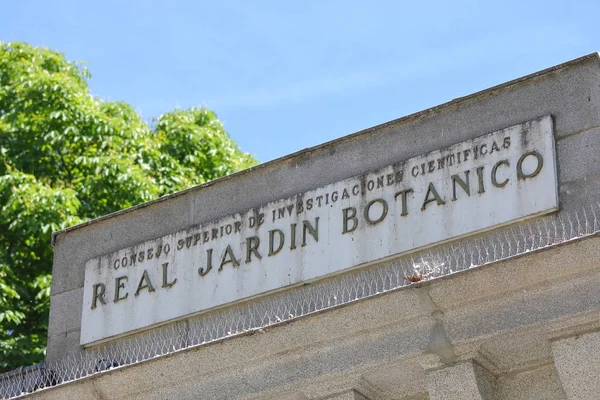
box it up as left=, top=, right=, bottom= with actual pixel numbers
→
left=302, top=217, right=319, bottom=246
left=451, top=171, right=470, bottom=201
left=114, top=276, right=128, bottom=303
left=364, top=198, right=388, bottom=225
left=342, top=207, right=358, bottom=233
left=421, top=182, right=445, bottom=211
left=91, top=283, right=106, bottom=309
left=492, top=159, right=510, bottom=187
left=268, top=229, right=285, bottom=256
left=476, top=166, right=485, bottom=194
left=161, top=263, right=177, bottom=288
left=198, top=249, right=213, bottom=276
left=219, top=245, right=240, bottom=271
left=394, top=188, right=414, bottom=216
left=517, top=151, right=544, bottom=180
left=246, top=236, right=262, bottom=262
left=135, top=270, right=155, bottom=296
left=290, top=223, right=297, bottom=250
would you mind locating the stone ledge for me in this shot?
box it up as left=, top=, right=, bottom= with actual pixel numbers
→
left=29, top=235, right=600, bottom=400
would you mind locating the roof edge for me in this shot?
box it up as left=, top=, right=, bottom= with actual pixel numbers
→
left=51, top=52, right=600, bottom=245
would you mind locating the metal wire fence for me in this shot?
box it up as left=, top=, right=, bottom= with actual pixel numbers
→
left=2, top=203, right=600, bottom=399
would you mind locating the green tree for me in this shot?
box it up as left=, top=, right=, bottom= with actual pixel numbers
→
left=0, top=42, right=257, bottom=372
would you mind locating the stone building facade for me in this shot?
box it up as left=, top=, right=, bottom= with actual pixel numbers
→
left=2, top=53, right=600, bottom=400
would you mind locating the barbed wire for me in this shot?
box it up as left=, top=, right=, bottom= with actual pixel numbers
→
left=2, top=203, right=600, bottom=399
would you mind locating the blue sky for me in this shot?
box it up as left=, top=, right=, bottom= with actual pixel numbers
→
left=1, top=1, right=598, bottom=162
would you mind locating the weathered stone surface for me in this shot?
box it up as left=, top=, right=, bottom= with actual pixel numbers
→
left=557, top=173, right=600, bottom=213
left=47, top=288, right=82, bottom=337
left=45, top=330, right=81, bottom=363
left=428, top=235, right=600, bottom=312
left=426, top=361, right=495, bottom=400
left=443, top=271, right=600, bottom=344
left=317, top=390, right=369, bottom=400
left=495, top=364, right=567, bottom=400
left=22, top=378, right=97, bottom=400
left=552, top=331, right=600, bottom=400
left=557, top=126, right=600, bottom=183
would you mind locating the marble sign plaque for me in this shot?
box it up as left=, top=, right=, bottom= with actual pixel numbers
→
left=81, top=116, right=558, bottom=345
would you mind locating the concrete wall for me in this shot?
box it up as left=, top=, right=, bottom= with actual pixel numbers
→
left=39, top=53, right=600, bottom=399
